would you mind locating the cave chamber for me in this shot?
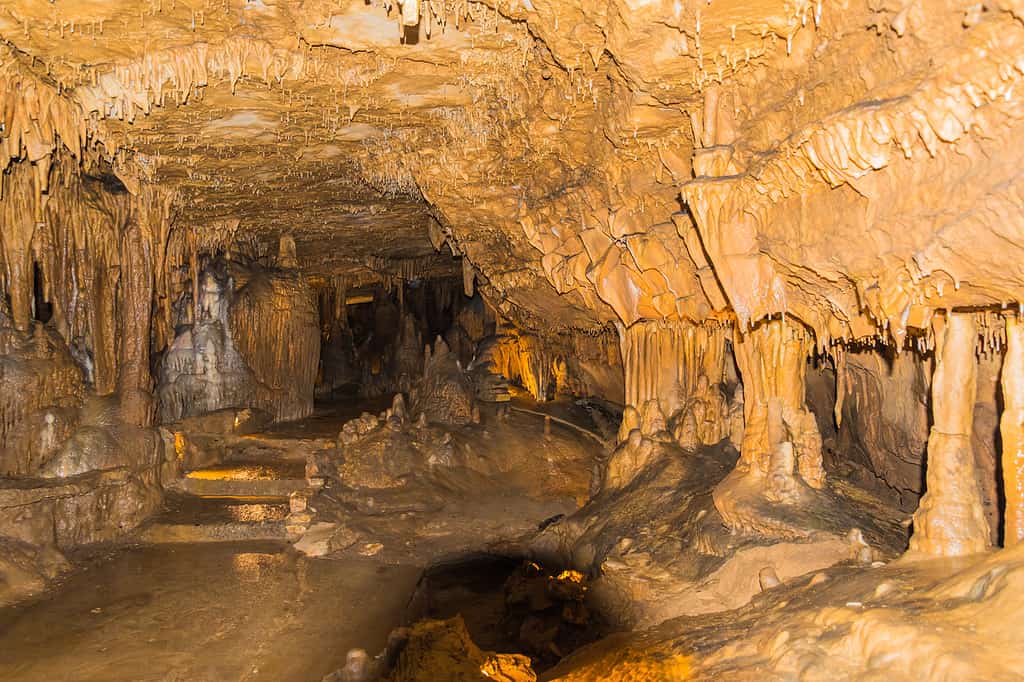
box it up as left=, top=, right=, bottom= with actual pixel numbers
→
left=1, top=1, right=1023, bottom=680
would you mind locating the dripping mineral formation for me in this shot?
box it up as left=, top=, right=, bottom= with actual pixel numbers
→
left=0, top=1, right=1023, bottom=680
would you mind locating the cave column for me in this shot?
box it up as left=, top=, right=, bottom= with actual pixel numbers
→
left=0, top=164, right=42, bottom=332
left=712, top=317, right=824, bottom=534
left=6, top=248, right=33, bottom=332
left=1002, top=314, right=1024, bottom=546
left=517, top=338, right=548, bottom=402
left=619, top=321, right=684, bottom=422
left=91, top=262, right=120, bottom=396
left=909, top=312, right=991, bottom=556
left=116, top=218, right=155, bottom=426
left=619, top=321, right=685, bottom=436
left=731, top=317, right=824, bottom=490
left=1, top=216, right=36, bottom=332
left=116, top=183, right=175, bottom=427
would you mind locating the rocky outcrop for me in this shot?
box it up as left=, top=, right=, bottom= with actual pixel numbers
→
left=158, top=260, right=320, bottom=423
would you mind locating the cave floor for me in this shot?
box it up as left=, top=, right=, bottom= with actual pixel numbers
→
left=260, top=396, right=395, bottom=439
left=0, top=541, right=420, bottom=682
left=2, top=392, right=1008, bottom=681
left=0, top=395, right=610, bottom=681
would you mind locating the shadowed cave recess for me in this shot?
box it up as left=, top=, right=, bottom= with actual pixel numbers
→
left=1, top=1, right=1024, bottom=680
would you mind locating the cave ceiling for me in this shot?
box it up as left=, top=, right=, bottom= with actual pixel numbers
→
left=1, top=0, right=1022, bottom=336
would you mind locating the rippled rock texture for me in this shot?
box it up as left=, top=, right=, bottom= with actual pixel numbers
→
left=2, top=0, right=1024, bottom=678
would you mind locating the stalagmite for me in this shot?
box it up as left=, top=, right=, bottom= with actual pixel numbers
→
left=1002, top=313, right=1024, bottom=546
left=731, top=318, right=822, bottom=488
left=909, top=312, right=991, bottom=556
left=398, top=0, right=421, bottom=26
left=278, top=234, right=299, bottom=269
left=229, top=267, right=320, bottom=421
left=713, top=317, right=825, bottom=535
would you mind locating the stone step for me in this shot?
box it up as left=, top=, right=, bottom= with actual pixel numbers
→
left=136, top=520, right=288, bottom=543
left=135, top=495, right=290, bottom=543
left=167, top=477, right=308, bottom=497
left=189, top=459, right=307, bottom=479
left=169, top=459, right=310, bottom=498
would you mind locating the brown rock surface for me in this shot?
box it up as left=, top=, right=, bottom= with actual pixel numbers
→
left=2, top=0, right=1024, bottom=678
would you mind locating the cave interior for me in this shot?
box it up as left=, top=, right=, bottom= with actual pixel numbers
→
left=1, top=0, right=1024, bottom=680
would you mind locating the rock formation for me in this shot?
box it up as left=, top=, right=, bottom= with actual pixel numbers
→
left=909, top=312, right=991, bottom=556
left=1, top=0, right=1024, bottom=678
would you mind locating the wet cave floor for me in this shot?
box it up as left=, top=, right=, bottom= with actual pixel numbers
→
left=0, top=395, right=614, bottom=681
left=0, top=542, right=421, bottom=682
left=0, top=399, right=415, bottom=682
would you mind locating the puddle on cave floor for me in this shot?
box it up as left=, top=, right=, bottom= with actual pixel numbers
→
left=157, top=493, right=290, bottom=524
left=0, top=542, right=421, bottom=682
left=404, top=555, right=611, bottom=674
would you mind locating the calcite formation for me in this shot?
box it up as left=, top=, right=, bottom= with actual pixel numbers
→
left=712, top=317, right=827, bottom=534
left=1005, top=315, right=1024, bottom=546
left=2, top=0, right=1024, bottom=678
left=158, top=256, right=320, bottom=422
left=909, top=313, right=991, bottom=556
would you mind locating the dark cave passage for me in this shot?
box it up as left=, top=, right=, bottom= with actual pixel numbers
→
left=400, top=555, right=610, bottom=674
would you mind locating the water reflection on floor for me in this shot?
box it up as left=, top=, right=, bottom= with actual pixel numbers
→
left=158, top=494, right=291, bottom=524
left=184, top=461, right=307, bottom=481
left=0, top=542, right=420, bottom=682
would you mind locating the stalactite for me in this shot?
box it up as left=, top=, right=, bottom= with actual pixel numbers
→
left=909, top=312, right=991, bottom=556
left=0, top=46, right=93, bottom=179
left=617, top=320, right=727, bottom=425
left=335, top=276, right=348, bottom=327
left=229, top=268, right=320, bottom=421
left=160, top=217, right=239, bottom=354
left=365, top=254, right=456, bottom=284
left=462, top=257, right=475, bottom=297
left=187, top=228, right=200, bottom=325
left=480, top=326, right=620, bottom=404
left=0, top=156, right=142, bottom=397
left=490, top=331, right=546, bottom=401
left=0, top=162, right=39, bottom=332
left=834, top=346, right=846, bottom=429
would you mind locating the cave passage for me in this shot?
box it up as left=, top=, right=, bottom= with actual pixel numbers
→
left=2, top=1, right=1024, bottom=680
